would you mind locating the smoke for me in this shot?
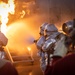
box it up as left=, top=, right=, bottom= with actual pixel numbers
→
left=6, top=11, right=52, bottom=56
left=6, top=0, right=75, bottom=56
left=6, top=15, right=41, bottom=56
left=35, top=0, right=75, bottom=28
left=24, top=35, right=35, bottom=45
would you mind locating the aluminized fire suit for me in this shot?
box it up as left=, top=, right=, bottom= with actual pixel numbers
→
left=34, top=23, right=48, bottom=72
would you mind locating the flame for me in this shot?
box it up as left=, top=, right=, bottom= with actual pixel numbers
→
left=27, top=47, right=31, bottom=51
left=20, top=10, right=26, bottom=18
left=26, top=9, right=30, bottom=15
left=0, top=0, right=15, bottom=34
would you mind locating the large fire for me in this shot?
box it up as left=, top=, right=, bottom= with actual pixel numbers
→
left=0, top=0, right=15, bottom=34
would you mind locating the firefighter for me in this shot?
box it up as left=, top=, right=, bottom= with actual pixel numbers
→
left=43, top=23, right=69, bottom=75
left=0, top=31, right=18, bottom=75
left=34, top=23, right=48, bottom=72
left=44, top=19, right=75, bottom=75
left=0, top=31, right=8, bottom=59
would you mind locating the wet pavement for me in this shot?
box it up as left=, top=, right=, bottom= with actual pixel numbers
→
left=15, top=58, right=43, bottom=75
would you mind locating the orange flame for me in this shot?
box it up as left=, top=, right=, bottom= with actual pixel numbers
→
left=27, top=47, right=31, bottom=51
left=20, top=10, right=26, bottom=18
left=0, top=0, right=15, bottom=34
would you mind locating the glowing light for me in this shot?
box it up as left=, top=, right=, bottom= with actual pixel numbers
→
left=20, top=10, right=26, bottom=18
left=27, top=47, right=31, bottom=51
left=0, top=0, right=15, bottom=34
left=29, top=72, right=32, bottom=75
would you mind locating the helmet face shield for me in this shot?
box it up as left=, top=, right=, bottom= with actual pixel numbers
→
left=45, top=24, right=58, bottom=36
left=62, top=21, right=73, bottom=34
left=62, top=23, right=69, bottom=34
left=39, top=28, right=44, bottom=35
left=45, top=30, right=54, bottom=36
left=39, top=23, right=48, bottom=35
